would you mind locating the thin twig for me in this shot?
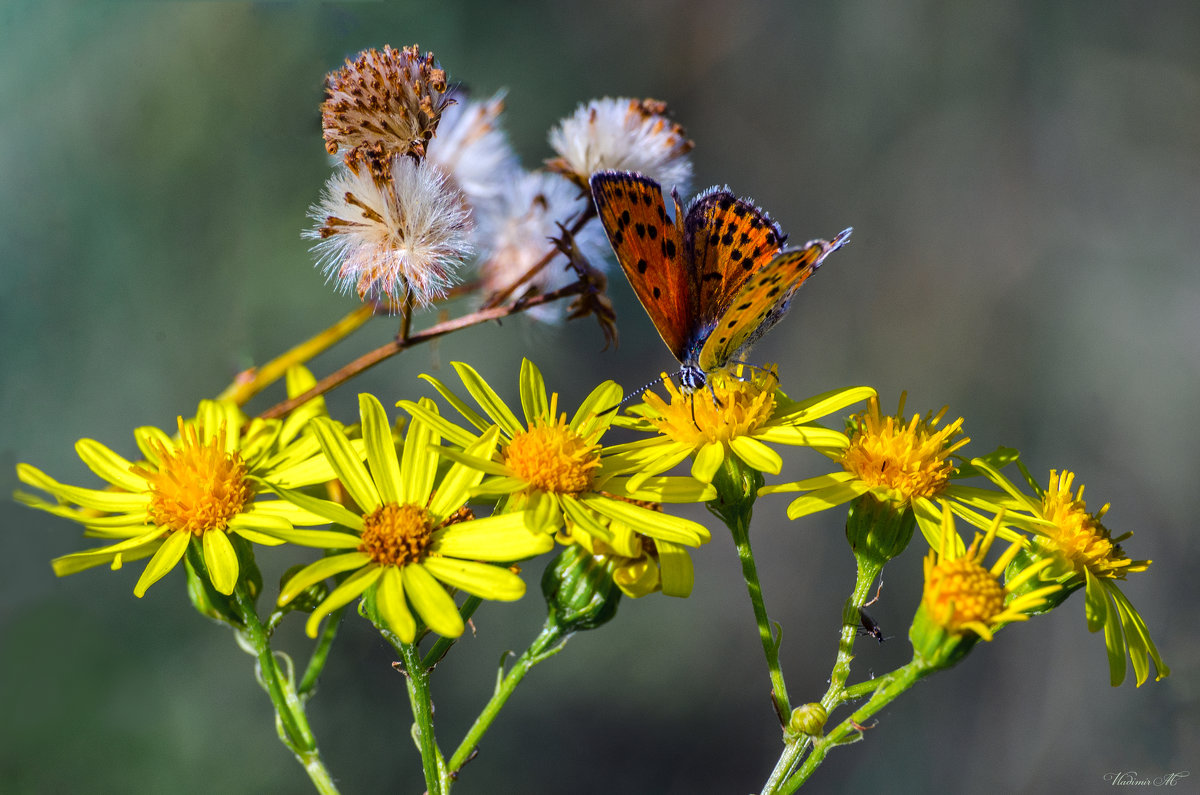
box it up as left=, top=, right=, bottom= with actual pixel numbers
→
left=258, top=280, right=588, bottom=420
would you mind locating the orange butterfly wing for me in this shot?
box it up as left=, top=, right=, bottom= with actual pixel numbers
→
left=683, top=188, right=787, bottom=326
left=590, top=171, right=691, bottom=362
left=696, top=230, right=851, bottom=373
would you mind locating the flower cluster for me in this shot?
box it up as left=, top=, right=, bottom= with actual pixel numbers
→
left=11, top=37, right=1173, bottom=795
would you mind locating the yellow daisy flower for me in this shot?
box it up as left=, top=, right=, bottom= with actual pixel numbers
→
left=611, top=365, right=873, bottom=487
left=270, top=394, right=555, bottom=642
left=973, top=461, right=1168, bottom=686
left=760, top=393, right=1013, bottom=550
left=910, top=504, right=1061, bottom=670
left=399, top=358, right=715, bottom=553
left=15, top=383, right=341, bottom=598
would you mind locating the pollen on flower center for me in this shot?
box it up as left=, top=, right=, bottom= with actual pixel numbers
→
left=923, top=556, right=1006, bottom=634
left=1038, top=470, right=1143, bottom=579
left=140, top=422, right=252, bottom=536
left=645, top=367, right=778, bottom=446
left=841, top=394, right=967, bottom=501
left=359, top=503, right=434, bottom=566
left=504, top=412, right=601, bottom=495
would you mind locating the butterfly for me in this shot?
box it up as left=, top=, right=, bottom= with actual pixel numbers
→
left=589, top=170, right=850, bottom=393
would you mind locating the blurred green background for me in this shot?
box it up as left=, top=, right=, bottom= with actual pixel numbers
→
left=2, top=2, right=1196, bottom=793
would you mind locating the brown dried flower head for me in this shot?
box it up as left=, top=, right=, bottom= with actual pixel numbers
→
left=321, top=44, right=454, bottom=176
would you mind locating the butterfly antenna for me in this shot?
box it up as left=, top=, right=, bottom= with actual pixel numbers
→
left=598, top=371, right=677, bottom=415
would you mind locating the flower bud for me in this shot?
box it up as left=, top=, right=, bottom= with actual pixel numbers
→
left=845, top=492, right=916, bottom=568
left=541, top=544, right=621, bottom=633
left=787, top=703, right=828, bottom=737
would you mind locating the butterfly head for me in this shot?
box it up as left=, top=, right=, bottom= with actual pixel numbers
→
left=678, top=362, right=707, bottom=394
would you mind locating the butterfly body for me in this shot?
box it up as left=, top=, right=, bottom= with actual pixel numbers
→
left=590, top=170, right=849, bottom=392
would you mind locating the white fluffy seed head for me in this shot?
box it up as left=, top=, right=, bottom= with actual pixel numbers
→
left=305, top=156, right=474, bottom=306
left=427, top=89, right=519, bottom=213
left=475, top=170, right=607, bottom=322
left=547, top=97, right=694, bottom=193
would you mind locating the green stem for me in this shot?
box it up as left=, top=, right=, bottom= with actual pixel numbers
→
left=298, top=604, right=343, bottom=697
left=448, top=622, right=569, bottom=774
left=778, top=661, right=929, bottom=793
left=761, top=557, right=884, bottom=793
left=708, top=459, right=788, bottom=719
left=422, top=596, right=484, bottom=670
left=232, top=584, right=340, bottom=795
left=394, top=639, right=448, bottom=795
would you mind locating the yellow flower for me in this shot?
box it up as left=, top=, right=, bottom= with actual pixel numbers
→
left=760, top=393, right=1012, bottom=551
left=612, top=365, right=872, bottom=486
left=400, top=358, right=715, bottom=553
left=921, top=506, right=1058, bottom=641
left=974, top=461, right=1168, bottom=686
left=910, top=504, right=1060, bottom=670
left=270, top=394, right=554, bottom=642
left=15, top=379, right=340, bottom=597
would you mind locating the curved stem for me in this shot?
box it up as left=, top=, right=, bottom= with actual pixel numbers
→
left=219, top=304, right=375, bottom=406
left=232, top=584, right=340, bottom=794
left=258, top=280, right=586, bottom=420
left=448, top=622, right=569, bottom=774
left=299, top=604, right=344, bottom=697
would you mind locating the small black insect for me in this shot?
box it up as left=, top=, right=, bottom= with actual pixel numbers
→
left=856, top=608, right=891, bottom=644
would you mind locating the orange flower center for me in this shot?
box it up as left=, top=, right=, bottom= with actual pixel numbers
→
left=504, top=415, right=601, bottom=495
left=1038, top=470, right=1144, bottom=579
left=140, top=422, right=251, bottom=535
left=359, top=503, right=434, bottom=566
left=922, top=556, right=1006, bottom=634
left=644, top=366, right=778, bottom=446
left=841, top=395, right=967, bottom=501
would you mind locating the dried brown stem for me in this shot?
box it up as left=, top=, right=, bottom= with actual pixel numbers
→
left=258, top=280, right=589, bottom=420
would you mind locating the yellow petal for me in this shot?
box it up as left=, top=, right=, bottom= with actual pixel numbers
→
left=133, top=531, right=191, bottom=597
left=450, top=362, right=523, bottom=437
left=690, top=441, right=725, bottom=484
left=428, top=427, right=500, bottom=520
left=74, top=439, right=144, bottom=492
left=519, top=358, right=550, bottom=428
left=399, top=399, right=439, bottom=507
left=202, top=530, right=240, bottom=595
left=433, top=512, right=554, bottom=560
left=785, top=481, right=868, bottom=519
left=360, top=393, right=403, bottom=505
left=403, top=564, right=464, bottom=637
left=310, top=418, right=380, bottom=512
left=375, top=567, right=416, bottom=642
left=580, top=494, right=710, bottom=546
left=657, top=539, right=694, bottom=597
left=422, top=557, right=527, bottom=601
left=280, top=552, right=371, bottom=604
left=729, top=436, right=783, bottom=475
left=303, top=564, right=382, bottom=638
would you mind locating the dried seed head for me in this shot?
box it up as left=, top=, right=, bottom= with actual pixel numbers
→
left=321, top=44, right=454, bottom=175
